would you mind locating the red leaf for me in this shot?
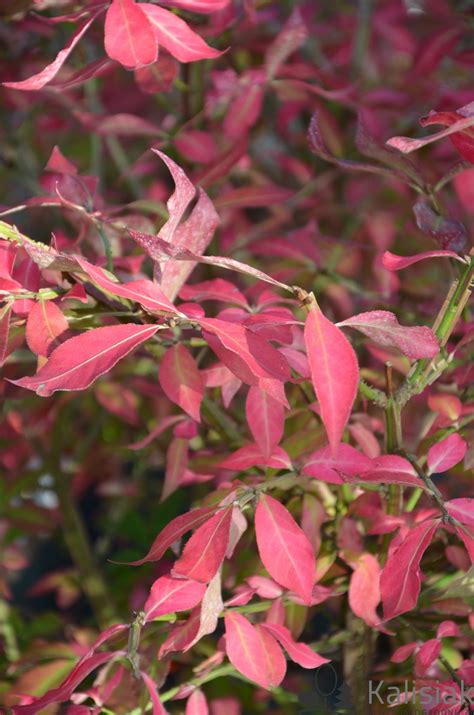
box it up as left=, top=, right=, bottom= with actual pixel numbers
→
left=382, top=250, right=464, bottom=270
left=121, top=505, right=220, bottom=565
left=3, top=13, right=101, bottom=91
left=141, top=4, right=222, bottom=63
left=172, top=506, right=233, bottom=582
left=361, top=455, right=427, bottom=489
left=261, top=623, right=329, bottom=668
left=256, top=625, right=287, bottom=686
left=304, top=305, right=359, bottom=452
left=338, top=310, right=439, bottom=360
left=224, top=612, right=270, bottom=689
left=200, top=318, right=290, bottom=385
left=11, top=324, right=159, bottom=397
left=76, top=259, right=176, bottom=313
left=159, top=344, right=204, bottom=422
left=302, top=444, right=372, bottom=484
left=445, top=499, right=474, bottom=528
left=348, top=553, right=382, bottom=627
left=427, top=434, right=467, bottom=474
left=12, top=652, right=118, bottom=715
left=416, top=639, right=442, bottom=671
left=391, top=642, right=418, bottom=663
left=255, top=494, right=315, bottom=604
left=179, top=278, right=249, bottom=308
left=25, top=301, right=69, bottom=357
left=220, top=444, right=291, bottom=470
left=223, top=83, right=264, bottom=139
left=141, top=672, right=168, bottom=715
left=0, top=303, right=13, bottom=366
left=104, top=0, right=158, bottom=69
left=162, top=437, right=189, bottom=501
left=144, top=575, right=206, bottom=622
left=245, top=386, right=284, bottom=458
left=129, top=229, right=291, bottom=292
left=380, top=519, right=440, bottom=620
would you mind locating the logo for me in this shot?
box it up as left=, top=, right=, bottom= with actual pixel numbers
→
left=298, top=662, right=353, bottom=714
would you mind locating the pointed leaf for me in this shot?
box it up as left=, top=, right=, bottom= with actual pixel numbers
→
left=245, top=386, right=284, bottom=458
left=186, top=690, right=209, bottom=715
left=303, top=444, right=372, bottom=484
left=220, top=444, right=292, bottom=470
left=361, top=455, right=427, bottom=489
left=224, top=612, right=269, bottom=689
left=380, top=519, right=440, bottom=620
left=338, top=310, right=439, bottom=360
left=382, top=250, right=464, bottom=270
left=10, top=324, right=159, bottom=396
left=121, top=505, right=220, bottom=565
left=261, top=623, right=329, bottom=668
left=304, top=305, right=359, bottom=452
left=162, top=437, right=188, bottom=501
left=104, top=0, right=158, bottom=69
left=255, top=494, right=315, bottom=604
left=141, top=5, right=223, bottom=63
left=141, top=672, right=168, bottom=715
left=3, top=13, right=101, bottom=90
left=427, top=434, right=467, bottom=474
left=75, top=257, right=177, bottom=313
left=173, top=506, right=233, bottom=582
left=256, top=625, right=287, bottom=687
left=159, top=344, right=204, bottom=422
left=179, top=278, right=249, bottom=308
left=445, top=499, right=474, bottom=528
left=144, top=575, right=206, bottom=622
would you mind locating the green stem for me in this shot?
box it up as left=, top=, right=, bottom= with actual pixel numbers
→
left=400, top=253, right=473, bottom=403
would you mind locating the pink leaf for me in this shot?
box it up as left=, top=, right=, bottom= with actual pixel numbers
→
left=25, top=301, right=69, bottom=357
left=223, top=83, right=264, bottom=140
left=386, top=108, right=474, bottom=158
left=416, top=639, right=442, bottom=670
left=445, top=499, right=474, bottom=528
left=302, top=443, right=372, bottom=484
left=338, top=310, right=439, bottom=360
left=223, top=612, right=269, bottom=689
left=255, top=494, right=315, bottom=604
left=159, top=344, right=204, bottom=422
left=245, top=386, right=284, bottom=458
left=141, top=672, right=168, bottom=715
left=141, top=4, right=223, bottom=63
left=104, top=0, right=158, bottom=69
left=427, top=434, right=467, bottom=474
left=382, top=250, right=464, bottom=270
left=264, top=7, right=308, bottom=80
left=0, top=304, right=13, bottom=367
left=256, top=625, right=287, bottom=687
left=391, top=641, right=418, bottom=663
left=220, top=444, right=292, bottom=470
left=200, top=318, right=290, bottom=384
left=380, top=519, right=440, bottom=620
left=144, top=575, right=206, bottom=622
left=162, top=437, right=188, bottom=501
left=159, top=0, right=230, bottom=13
left=10, top=324, right=159, bottom=397
left=120, top=505, right=220, bottom=565
left=179, top=278, right=249, bottom=308
left=261, top=623, right=329, bottom=668
left=128, top=229, right=291, bottom=292
left=361, top=455, right=427, bottom=489
left=304, top=305, right=359, bottom=453
left=3, top=13, right=101, bottom=90
left=172, top=506, right=233, bottom=582
left=186, top=689, right=209, bottom=715
left=348, top=553, right=382, bottom=627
